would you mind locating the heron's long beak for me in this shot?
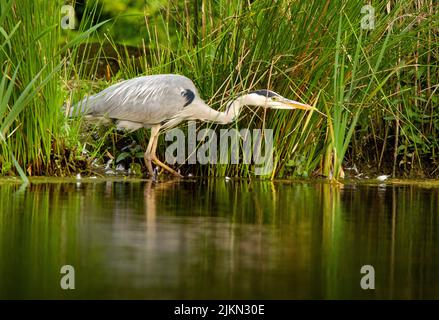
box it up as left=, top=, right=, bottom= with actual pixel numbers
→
left=283, top=99, right=315, bottom=110
left=279, top=99, right=326, bottom=117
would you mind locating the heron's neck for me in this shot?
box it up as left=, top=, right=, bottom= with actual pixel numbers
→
left=215, top=97, right=245, bottom=124
left=188, top=96, right=247, bottom=124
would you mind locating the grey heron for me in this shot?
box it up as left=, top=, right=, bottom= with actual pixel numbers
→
left=70, top=74, right=316, bottom=177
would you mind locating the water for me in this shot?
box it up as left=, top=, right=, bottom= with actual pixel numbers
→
left=0, top=179, right=438, bottom=299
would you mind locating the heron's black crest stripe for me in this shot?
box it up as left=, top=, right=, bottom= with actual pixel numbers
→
left=181, top=89, right=195, bottom=107
left=250, top=89, right=278, bottom=98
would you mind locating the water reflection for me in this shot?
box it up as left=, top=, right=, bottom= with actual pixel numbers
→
left=0, top=180, right=438, bottom=299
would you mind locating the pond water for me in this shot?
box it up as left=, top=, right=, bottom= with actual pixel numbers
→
left=0, top=178, right=438, bottom=299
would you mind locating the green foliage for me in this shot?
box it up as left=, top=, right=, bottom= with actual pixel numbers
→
left=84, top=0, right=168, bottom=45
left=116, top=144, right=144, bottom=164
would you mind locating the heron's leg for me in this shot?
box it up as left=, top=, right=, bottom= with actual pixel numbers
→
left=152, top=156, right=182, bottom=178
left=144, top=125, right=161, bottom=178
left=149, top=129, right=183, bottom=178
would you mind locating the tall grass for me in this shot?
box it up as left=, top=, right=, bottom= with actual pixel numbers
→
left=0, top=0, right=437, bottom=180
left=0, top=0, right=64, bottom=179
left=0, top=0, right=105, bottom=180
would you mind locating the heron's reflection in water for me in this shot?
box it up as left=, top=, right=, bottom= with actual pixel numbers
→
left=99, top=179, right=184, bottom=289
left=142, top=179, right=177, bottom=254
left=144, top=179, right=178, bottom=218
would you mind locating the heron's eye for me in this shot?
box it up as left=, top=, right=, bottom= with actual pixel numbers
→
left=271, top=96, right=279, bottom=101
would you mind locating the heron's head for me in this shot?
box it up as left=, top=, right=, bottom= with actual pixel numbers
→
left=241, top=90, right=315, bottom=111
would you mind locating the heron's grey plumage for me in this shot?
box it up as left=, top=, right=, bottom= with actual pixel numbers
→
left=71, top=74, right=202, bottom=129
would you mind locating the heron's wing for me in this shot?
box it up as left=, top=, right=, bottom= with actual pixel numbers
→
left=81, top=75, right=199, bottom=125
